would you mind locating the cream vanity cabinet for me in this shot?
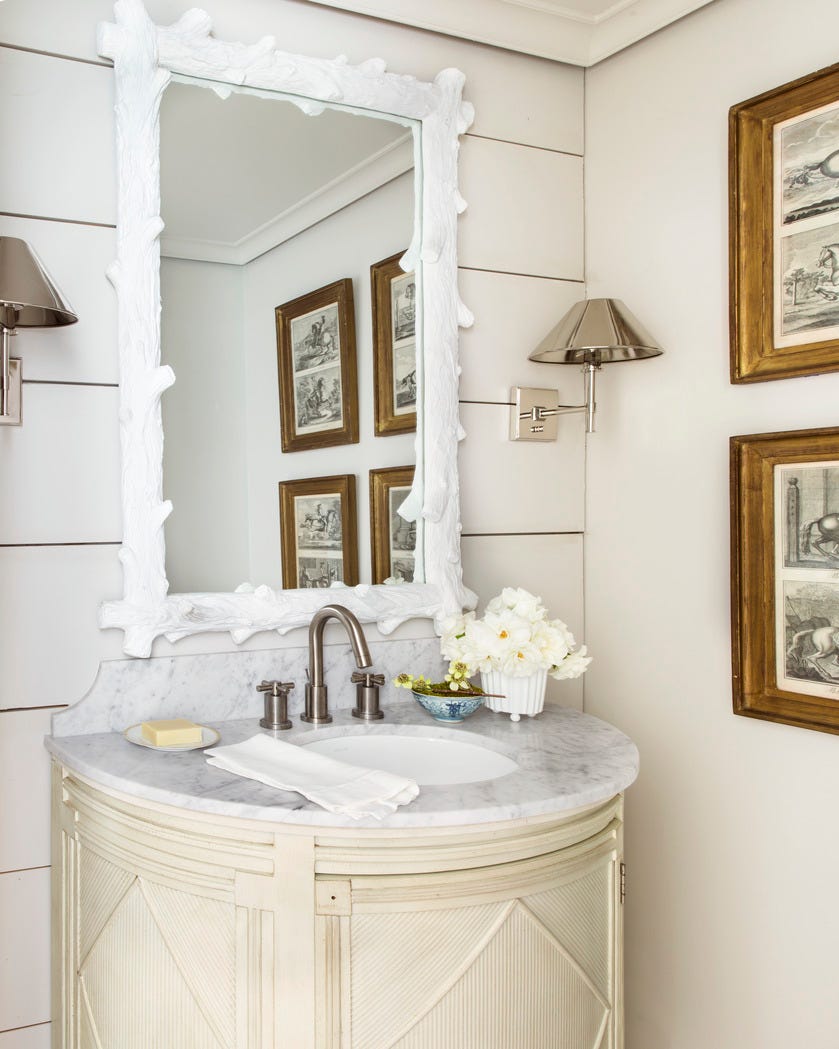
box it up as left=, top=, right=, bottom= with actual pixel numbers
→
left=52, top=765, right=624, bottom=1049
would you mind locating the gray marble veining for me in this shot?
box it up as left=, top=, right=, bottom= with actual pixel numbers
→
left=46, top=701, right=640, bottom=829
left=52, top=637, right=445, bottom=737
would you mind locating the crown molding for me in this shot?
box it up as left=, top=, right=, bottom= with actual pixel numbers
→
left=161, top=133, right=413, bottom=265
left=303, top=0, right=714, bottom=66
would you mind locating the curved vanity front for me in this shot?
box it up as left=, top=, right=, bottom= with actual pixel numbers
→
left=48, top=705, right=638, bottom=1049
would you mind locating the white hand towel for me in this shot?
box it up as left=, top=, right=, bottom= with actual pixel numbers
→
left=205, top=734, right=419, bottom=820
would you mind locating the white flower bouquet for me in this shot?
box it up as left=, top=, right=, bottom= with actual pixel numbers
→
left=441, top=587, right=591, bottom=681
left=440, top=588, right=591, bottom=720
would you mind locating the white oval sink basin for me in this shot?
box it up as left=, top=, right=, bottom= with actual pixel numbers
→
left=301, top=733, right=519, bottom=786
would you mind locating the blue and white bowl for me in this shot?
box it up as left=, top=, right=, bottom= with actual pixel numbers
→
left=412, top=689, right=484, bottom=723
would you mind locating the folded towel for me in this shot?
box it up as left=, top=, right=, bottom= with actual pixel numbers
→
left=205, top=734, right=419, bottom=820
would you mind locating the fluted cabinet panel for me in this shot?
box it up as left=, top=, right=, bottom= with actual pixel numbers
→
left=524, top=865, right=614, bottom=1001
left=350, top=903, right=509, bottom=1049
left=142, top=880, right=237, bottom=1046
left=80, top=882, right=222, bottom=1049
left=395, top=905, right=608, bottom=1049
left=342, top=831, right=619, bottom=1049
left=78, top=848, right=135, bottom=963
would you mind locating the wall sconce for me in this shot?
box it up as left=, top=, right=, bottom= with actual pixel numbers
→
left=511, top=297, right=663, bottom=439
left=0, top=237, right=78, bottom=426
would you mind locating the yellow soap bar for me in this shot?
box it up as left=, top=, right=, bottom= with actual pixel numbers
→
left=141, top=718, right=202, bottom=747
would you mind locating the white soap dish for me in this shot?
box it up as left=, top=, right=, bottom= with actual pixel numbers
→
left=123, top=724, right=220, bottom=752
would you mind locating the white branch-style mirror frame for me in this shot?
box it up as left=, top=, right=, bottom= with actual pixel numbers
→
left=97, top=0, right=476, bottom=657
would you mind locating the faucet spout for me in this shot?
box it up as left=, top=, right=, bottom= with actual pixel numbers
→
left=302, top=604, right=373, bottom=725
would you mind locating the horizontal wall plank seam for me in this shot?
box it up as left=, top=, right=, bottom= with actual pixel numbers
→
left=458, top=265, right=584, bottom=283
left=0, top=1021, right=51, bottom=1036
left=0, top=542, right=120, bottom=549
left=0, top=211, right=116, bottom=231
left=0, top=705, right=69, bottom=714
left=464, top=131, right=582, bottom=159
left=22, top=380, right=119, bottom=389
left=461, top=531, right=584, bottom=537
left=0, top=41, right=110, bottom=69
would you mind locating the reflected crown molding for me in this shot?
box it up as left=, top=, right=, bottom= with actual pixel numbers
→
left=304, top=0, right=715, bottom=66
left=161, top=133, right=413, bottom=265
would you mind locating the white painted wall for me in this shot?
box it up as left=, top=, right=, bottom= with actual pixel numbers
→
left=0, top=1, right=585, bottom=1041
left=585, top=1, right=839, bottom=1046
left=160, top=257, right=250, bottom=593
left=242, top=172, right=415, bottom=587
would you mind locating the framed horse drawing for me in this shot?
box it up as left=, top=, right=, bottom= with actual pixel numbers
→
left=730, top=61, right=839, bottom=382
left=276, top=278, right=359, bottom=451
left=371, top=252, right=417, bottom=435
left=369, top=465, right=416, bottom=583
left=731, top=426, right=839, bottom=734
left=279, top=474, right=358, bottom=589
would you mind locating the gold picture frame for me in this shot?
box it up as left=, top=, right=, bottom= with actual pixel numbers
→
left=279, top=474, right=358, bottom=590
left=369, top=465, right=416, bottom=583
left=371, top=252, right=417, bottom=435
left=730, top=62, right=839, bottom=383
left=275, top=279, right=359, bottom=452
left=731, top=425, right=839, bottom=735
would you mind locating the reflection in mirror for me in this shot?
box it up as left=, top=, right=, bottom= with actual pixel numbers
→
left=159, top=76, right=420, bottom=594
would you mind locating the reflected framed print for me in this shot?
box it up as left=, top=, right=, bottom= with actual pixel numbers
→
left=279, top=474, right=358, bottom=589
left=371, top=252, right=417, bottom=435
left=369, top=465, right=416, bottom=583
left=276, top=279, right=359, bottom=452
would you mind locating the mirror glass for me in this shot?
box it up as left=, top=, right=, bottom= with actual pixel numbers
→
left=158, top=75, right=420, bottom=594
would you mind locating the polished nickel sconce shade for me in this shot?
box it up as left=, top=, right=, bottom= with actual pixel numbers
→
left=0, top=237, right=78, bottom=424
left=527, top=298, right=663, bottom=433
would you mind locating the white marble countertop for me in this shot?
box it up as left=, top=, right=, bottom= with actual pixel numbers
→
left=46, top=701, right=639, bottom=830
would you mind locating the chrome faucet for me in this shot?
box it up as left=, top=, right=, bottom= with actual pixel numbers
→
left=302, top=604, right=373, bottom=725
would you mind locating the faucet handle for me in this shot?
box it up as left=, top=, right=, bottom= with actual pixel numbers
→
left=351, top=671, right=385, bottom=721
left=257, top=681, right=294, bottom=731
left=257, top=680, right=294, bottom=694
left=351, top=671, right=385, bottom=686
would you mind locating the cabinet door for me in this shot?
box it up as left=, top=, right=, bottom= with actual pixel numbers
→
left=316, top=822, right=622, bottom=1049
left=52, top=769, right=300, bottom=1049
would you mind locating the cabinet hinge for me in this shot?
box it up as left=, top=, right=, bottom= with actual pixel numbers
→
left=619, top=861, right=626, bottom=904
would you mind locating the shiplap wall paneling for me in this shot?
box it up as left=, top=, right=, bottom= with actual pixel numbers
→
left=0, top=48, right=114, bottom=224
left=0, top=0, right=584, bottom=153
left=462, top=533, right=585, bottom=710
left=459, top=402, right=585, bottom=534
left=459, top=138, right=584, bottom=279
left=0, top=547, right=121, bottom=712
left=0, top=709, right=58, bottom=872
left=0, top=384, right=121, bottom=545
left=0, top=217, right=117, bottom=384
left=0, top=869, right=51, bottom=1032
left=458, top=269, right=585, bottom=403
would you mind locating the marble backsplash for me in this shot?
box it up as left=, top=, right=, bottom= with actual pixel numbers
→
left=52, top=636, right=446, bottom=737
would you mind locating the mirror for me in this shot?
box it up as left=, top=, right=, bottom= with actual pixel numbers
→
left=97, top=0, right=476, bottom=656
left=159, top=76, right=419, bottom=593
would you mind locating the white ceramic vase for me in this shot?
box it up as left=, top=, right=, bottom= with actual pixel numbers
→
left=480, top=669, right=548, bottom=721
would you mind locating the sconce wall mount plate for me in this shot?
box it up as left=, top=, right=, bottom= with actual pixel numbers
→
left=0, top=358, right=21, bottom=426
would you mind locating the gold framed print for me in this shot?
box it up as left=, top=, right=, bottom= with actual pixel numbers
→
left=275, top=278, right=359, bottom=452
left=371, top=252, right=417, bottom=435
left=279, top=474, right=358, bottom=589
left=730, top=62, right=839, bottom=382
left=369, top=465, right=416, bottom=583
left=731, top=425, right=839, bottom=734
